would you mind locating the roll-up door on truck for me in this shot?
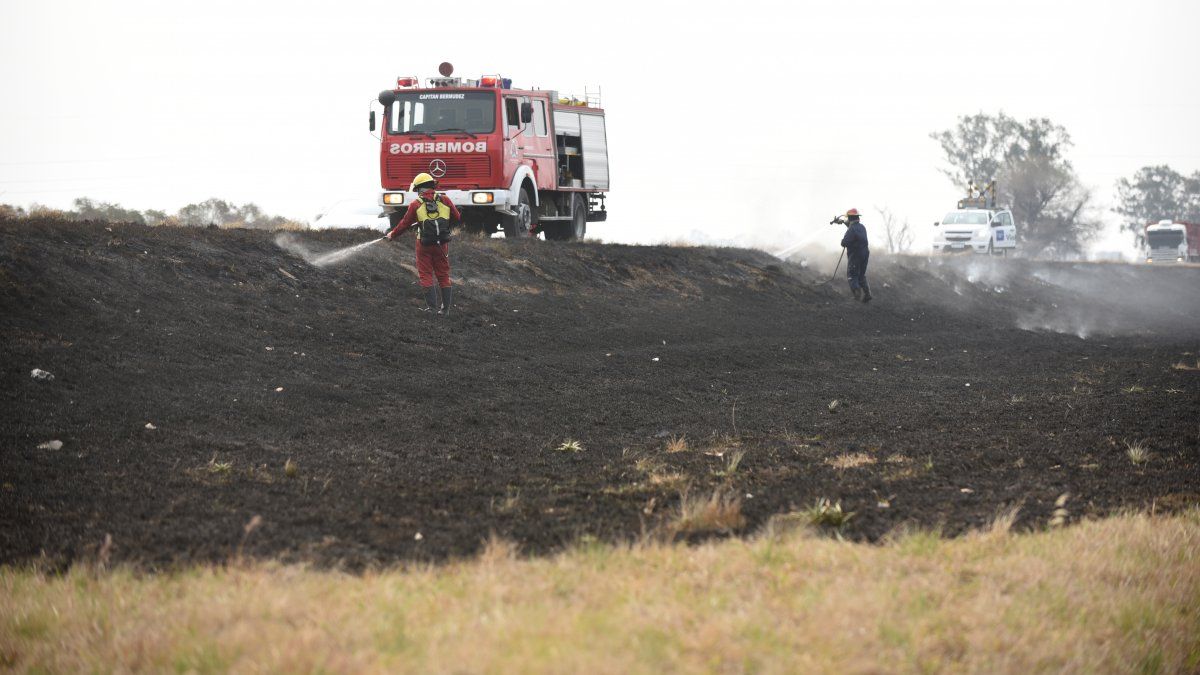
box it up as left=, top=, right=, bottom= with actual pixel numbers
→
left=553, top=110, right=609, bottom=190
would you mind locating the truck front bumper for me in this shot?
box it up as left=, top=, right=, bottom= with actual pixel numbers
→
left=932, top=238, right=990, bottom=253
left=379, top=189, right=511, bottom=214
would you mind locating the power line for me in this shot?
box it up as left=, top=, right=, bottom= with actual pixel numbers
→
left=0, top=155, right=169, bottom=167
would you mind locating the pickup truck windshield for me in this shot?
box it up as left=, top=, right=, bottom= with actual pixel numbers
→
left=388, top=92, right=496, bottom=135
left=1147, top=231, right=1185, bottom=248
left=942, top=212, right=990, bottom=225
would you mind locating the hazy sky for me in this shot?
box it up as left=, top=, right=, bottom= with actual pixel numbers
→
left=3, top=0, right=1198, bottom=254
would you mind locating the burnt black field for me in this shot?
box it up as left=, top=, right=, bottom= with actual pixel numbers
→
left=2, top=219, right=1197, bottom=569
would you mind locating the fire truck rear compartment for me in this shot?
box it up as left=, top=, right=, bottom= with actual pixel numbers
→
left=553, top=109, right=609, bottom=191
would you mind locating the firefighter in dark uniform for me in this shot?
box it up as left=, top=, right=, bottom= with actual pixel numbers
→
left=838, top=208, right=872, bottom=302
left=386, top=172, right=461, bottom=314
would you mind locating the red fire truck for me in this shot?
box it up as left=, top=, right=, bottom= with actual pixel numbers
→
left=369, top=64, right=609, bottom=240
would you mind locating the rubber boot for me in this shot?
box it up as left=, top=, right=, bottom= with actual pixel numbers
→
left=439, top=286, right=453, bottom=316
left=423, top=286, right=439, bottom=312
left=852, top=286, right=862, bottom=301
left=861, top=281, right=873, bottom=303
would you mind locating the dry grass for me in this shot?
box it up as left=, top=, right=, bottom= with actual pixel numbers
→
left=987, top=504, right=1023, bottom=536
left=631, top=455, right=688, bottom=491
left=712, top=449, right=746, bottom=477
left=1125, top=439, right=1152, bottom=465
left=670, top=488, right=745, bottom=535
left=490, top=488, right=521, bottom=515
left=1049, top=493, right=1070, bottom=528
left=800, top=498, right=856, bottom=531
left=647, top=471, right=687, bottom=490
left=206, top=455, right=232, bottom=475
left=826, top=451, right=877, bottom=470
left=1171, top=360, right=1200, bottom=371
left=3, top=511, right=1199, bottom=673
left=215, top=220, right=307, bottom=231
left=555, top=439, right=583, bottom=453
left=664, top=435, right=689, bottom=453
left=633, top=456, right=662, bottom=475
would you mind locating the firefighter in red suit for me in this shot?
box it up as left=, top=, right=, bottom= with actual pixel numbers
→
left=386, top=172, right=461, bottom=315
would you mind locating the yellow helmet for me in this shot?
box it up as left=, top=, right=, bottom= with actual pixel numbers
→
left=410, top=173, right=437, bottom=191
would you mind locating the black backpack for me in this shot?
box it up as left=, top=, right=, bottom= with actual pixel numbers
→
left=417, top=197, right=452, bottom=245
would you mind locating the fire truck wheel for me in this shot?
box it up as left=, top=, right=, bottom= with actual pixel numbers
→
left=568, top=194, right=587, bottom=241
left=503, top=188, right=533, bottom=238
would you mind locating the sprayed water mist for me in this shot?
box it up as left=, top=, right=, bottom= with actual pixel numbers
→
left=275, top=233, right=385, bottom=268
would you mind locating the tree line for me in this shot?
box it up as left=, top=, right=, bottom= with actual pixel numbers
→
left=931, top=112, right=1200, bottom=256
left=0, top=197, right=304, bottom=230
left=3, top=120, right=1195, bottom=253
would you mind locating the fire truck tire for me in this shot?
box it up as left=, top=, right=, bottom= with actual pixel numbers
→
left=568, top=194, right=587, bottom=241
left=503, top=188, right=533, bottom=238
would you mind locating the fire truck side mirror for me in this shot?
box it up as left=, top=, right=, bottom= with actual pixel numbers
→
left=521, top=102, right=534, bottom=124
left=369, top=110, right=376, bottom=132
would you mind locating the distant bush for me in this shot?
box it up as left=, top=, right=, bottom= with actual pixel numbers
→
left=0, top=203, right=28, bottom=219
left=70, top=198, right=147, bottom=225
left=0, top=196, right=304, bottom=230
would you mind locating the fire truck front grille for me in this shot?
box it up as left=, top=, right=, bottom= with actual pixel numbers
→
left=386, top=155, right=492, bottom=186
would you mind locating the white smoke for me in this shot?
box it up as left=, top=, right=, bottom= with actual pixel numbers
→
left=918, top=256, right=1200, bottom=339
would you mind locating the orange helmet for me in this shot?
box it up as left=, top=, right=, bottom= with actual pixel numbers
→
left=845, top=208, right=860, bottom=218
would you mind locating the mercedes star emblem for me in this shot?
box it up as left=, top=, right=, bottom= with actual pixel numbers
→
left=429, top=159, right=447, bottom=178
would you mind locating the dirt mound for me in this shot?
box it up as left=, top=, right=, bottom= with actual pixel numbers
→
left=2, top=219, right=1198, bottom=569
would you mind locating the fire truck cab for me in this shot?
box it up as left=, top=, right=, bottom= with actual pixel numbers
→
left=370, top=66, right=609, bottom=240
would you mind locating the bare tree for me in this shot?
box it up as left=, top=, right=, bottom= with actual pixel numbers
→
left=874, top=206, right=914, bottom=254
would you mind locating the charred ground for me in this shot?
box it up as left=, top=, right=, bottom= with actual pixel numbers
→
left=2, top=219, right=1198, bottom=569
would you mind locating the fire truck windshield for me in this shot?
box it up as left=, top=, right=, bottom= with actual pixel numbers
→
left=1147, top=230, right=1184, bottom=248
left=387, top=91, right=496, bottom=135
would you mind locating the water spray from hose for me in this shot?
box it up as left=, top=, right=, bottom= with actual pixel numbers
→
left=275, top=234, right=386, bottom=268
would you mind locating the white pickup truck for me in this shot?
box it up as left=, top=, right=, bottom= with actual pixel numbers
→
left=931, top=184, right=1018, bottom=256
